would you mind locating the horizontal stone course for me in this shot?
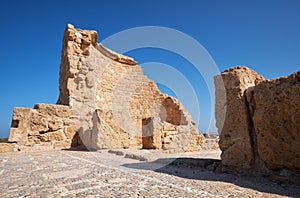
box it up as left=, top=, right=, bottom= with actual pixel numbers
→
left=8, top=104, right=78, bottom=150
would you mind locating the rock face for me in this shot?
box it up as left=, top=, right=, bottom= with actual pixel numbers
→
left=7, top=24, right=203, bottom=152
left=8, top=104, right=78, bottom=148
left=214, top=66, right=264, bottom=168
left=215, top=66, right=300, bottom=174
left=251, top=72, right=300, bottom=173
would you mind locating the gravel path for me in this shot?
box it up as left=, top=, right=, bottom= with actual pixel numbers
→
left=0, top=149, right=299, bottom=197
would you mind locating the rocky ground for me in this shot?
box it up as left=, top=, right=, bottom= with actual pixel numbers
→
left=1, top=147, right=299, bottom=197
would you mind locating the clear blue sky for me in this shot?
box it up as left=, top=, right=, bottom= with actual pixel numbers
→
left=0, top=0, right=299, bottom=137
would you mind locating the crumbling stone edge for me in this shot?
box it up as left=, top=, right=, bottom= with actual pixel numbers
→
left=215, top=66, right=300, bottom=184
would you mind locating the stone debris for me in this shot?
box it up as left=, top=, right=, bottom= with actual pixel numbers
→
left=215, top=66, right=300, bottom=176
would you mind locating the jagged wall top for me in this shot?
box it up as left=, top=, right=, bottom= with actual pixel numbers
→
left=57, top=24, right=137, bottom=106
left=56, top=24, right=203, bottom=151
left=66, top=24, right=137, bottom=65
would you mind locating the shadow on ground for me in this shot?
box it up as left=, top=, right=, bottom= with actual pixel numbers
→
left=62, top=145, right=89, bottom=152
left=122, top=158, right=300, bottom=197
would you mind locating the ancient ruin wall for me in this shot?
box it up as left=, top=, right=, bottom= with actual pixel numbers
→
left=250, top=72, right=300, bottom=173
left=8, top=104, right=78, bottom=149
left=56, top=24, right=203, bottom=151
left=215, top=66, right=300, bottom=173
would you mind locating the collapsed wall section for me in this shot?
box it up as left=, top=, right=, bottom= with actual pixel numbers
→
left=215, top=66, right=300, bottom=174
left=8, top=104, right=78, bottom=149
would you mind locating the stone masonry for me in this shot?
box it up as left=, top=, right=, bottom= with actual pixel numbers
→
left=8, top=104, right=79, bottom=149
left=215, top=66, right=300, bottom=174
left=6, top=24, right=203, bottom=151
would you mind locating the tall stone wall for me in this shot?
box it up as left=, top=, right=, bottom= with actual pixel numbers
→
left=6, top=24, right=203, bottom=152
left=55, top=24, right=203, bottom=151
left=215, top=66, right=300, bottom=174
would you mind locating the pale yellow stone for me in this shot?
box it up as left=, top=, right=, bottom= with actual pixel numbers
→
left=7, top=24, right=203, bottom=153
left=64, top=125, right=77, bottom=139
left=0, top=143, right=14, bottom=153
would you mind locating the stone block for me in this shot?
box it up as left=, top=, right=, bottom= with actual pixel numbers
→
left=63, top=118, right=75, bottom=125
left=64, top=125, right=77, bottom=139
left=47, top=118, right=64, bottom=131
left=0, top=143, right=15, bottom=153
left=39, top=130, right=66, bottom=142
left=162, top=136, right=172, bottom=144
left=162, top=123, right=178, bottom=131
left=216, top=66, right=300, bottom=174
left=30, top=114, right=49, bottom=133
left=214, top=66, right=264, bottom=168
left=252, top=71, right=300, bottom=173
left=53, top=140, right=72, bottom=148
left=162, top=131, right=178, bottom=137
left=8, top=107, right=33, bottom=144
left=34, top=104, right=70, bottom=118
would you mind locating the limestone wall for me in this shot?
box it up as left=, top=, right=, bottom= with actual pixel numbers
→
left=55, top=24, right=203, bottom=151
left=8, top=104, right=78, bottom=149
left=250, top=72, right=300, bottom=173
left=215, top=66, right=300, bottom=174
left=6, top=24, right=203, bottom=152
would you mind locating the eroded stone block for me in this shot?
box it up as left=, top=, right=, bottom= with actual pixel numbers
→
left=8, top=108, right=33, bottom=144
left=34, top=104, right=71, bottom=118
left=0, top=143, right=15, bottom=153
left=216, top=66, right=300, bottom=174
left=252, top=71, right=300, bottom=173
left=214, top=66, right=264, bottom=168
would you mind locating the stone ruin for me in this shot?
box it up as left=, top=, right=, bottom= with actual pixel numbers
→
left=9, top=104, right=77, bottom=148
left=215, top=66, right=300, bottom=175
left=4, top=24, right=300, bottom=181
left=7, top=24, right=203, bottom=152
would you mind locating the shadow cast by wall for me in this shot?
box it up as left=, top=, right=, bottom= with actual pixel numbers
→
left=122, top=157, right=300, bottom=197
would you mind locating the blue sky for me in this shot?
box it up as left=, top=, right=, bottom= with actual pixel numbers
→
left=0, top=0, right=299, bottom=137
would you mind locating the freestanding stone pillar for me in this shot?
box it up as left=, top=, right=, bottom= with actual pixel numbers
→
left=214, top=66, right=264, bottom=168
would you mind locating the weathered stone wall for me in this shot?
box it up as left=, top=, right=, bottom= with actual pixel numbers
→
left=55, top=24, right=203, bottom=151
left=214, top=66, right=264, bottom=168
left=6, top=24, right=203, bottom=152
left=250, top=72, right=300, bottom=173
left=215, top=66, right=300, bottom=174
left=8, top=104, right=78, bottom=149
